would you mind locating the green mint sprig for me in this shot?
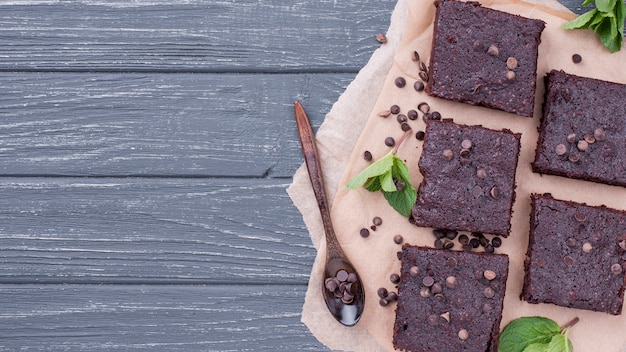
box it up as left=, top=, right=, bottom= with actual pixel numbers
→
left=346, top=130, right=417, bottom=217
left=499, top=316, right=579, bottom=352
left=562, top=0, right=625, bottom=53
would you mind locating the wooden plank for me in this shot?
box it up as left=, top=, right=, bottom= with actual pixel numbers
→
left=0, top=284, right=326, bottom=351
left=0, top=72, right=349, bottom=177
left=0, top=0, right=395, bottom=72
left=0, top=178, right=316, bottom=284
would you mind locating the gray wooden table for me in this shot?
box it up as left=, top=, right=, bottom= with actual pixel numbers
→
left=0, top=0, right=588, bottom=350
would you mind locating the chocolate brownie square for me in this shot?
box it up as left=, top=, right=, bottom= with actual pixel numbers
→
left=393, top=245, right=509, bottom=352
left=426, top=0, right=545, bottom=117
left=412, top=120, right=521, bottom=237
left=532, top=70, right=626, bottom=187
left=522, top=194, right=626, bottom=315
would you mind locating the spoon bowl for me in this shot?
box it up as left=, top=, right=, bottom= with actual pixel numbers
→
left=294, top=101, right=365, bottom=326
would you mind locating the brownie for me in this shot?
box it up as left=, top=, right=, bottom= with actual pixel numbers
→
left=532, top=70, right=626, bottom=187
left=412, top=120, right=521, bottom=237
left=393, top=245, right=509, bottom=352
left=426, top=0, right=545, bottom=117
left=522, top=194, right=626, bottom=315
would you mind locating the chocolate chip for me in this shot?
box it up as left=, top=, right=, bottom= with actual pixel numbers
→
left=584, top=134, right=596, bottom=144
left=363, top=150, right=373, bottom=161
left=577, top=139, right=588, bottom=152
left=442, top=149, right=454, bottom=161
left=489, top=186, right=500, bottom=199
left=375, top=33, right=387, bottom=44
left=619, top=240, right=626, bottom=251
left=434, top=293, right=445, bottom=301
left=563, top=238, right=576, bottom=249
left=396, top=114, right=407, bottom=124
left=487, top=44, right=499, bottom=56
left=372, top=216, right=383, bottom=226
left=566, top=133, right=577, bottom=144
left=506, top=57, right=518, bottom=70
left=417, top=102, right=430, bottom=114
left=407, top=109, right=418, bottom=120
left=611, top=263, right=623, bottom=275
left=395, top=77, right=406, bottom=88
left=563, top=255, right=574, bottom=266
left=431, top=282, right=443, bottom=294
left=484, top=243, right=494, bottom=253
left=470, top=238, right=480, bottom=248
left=506, top=70, right=516, bottom=81
left=359, top=228, right=370, bottom=238
left=385, top=137, right=395, bottom=147
left=574, top=212, right=586, bottom=222
left=491, top=237, right=502, bottom=248
left=387, top=291, right=398, bottom=302
left=447, top=257, right=458, bottom=269
left=433, top=229, right=446, bottom=239
left=370, top=225, right=377, bottom=231
left=483, top=287, right=495, bottom=298
left=335, top=270, right=348, bottom=282
left=430, top=111, right=441, bottom=120
left=568, top=153, right=580, bottom=163
left=555, top=144, right=567, bottom=156
left=572, top=53, right=582, bottom=64
left=415, top=130, right=425, bottom=141
left=378, top=110, right=391, bottom=117
left=427, top=314, right=439, bottom=326
left=379, top=297, right=389, bottom=306
left=459, top=148, right=471, bottom=158
left=422, top=276, right=435, bottom=287
left=458, top=234, right=469, bottom=245
left=582, top=242, right=593, bottom=253
left=325, top=278, right=338, bottom=291
left=347, top=273, right=357, bottom=283
left=477, top=305, right=491, bottom=316
left=410, top=266, right=420, bottom=277
left=483, top=270, right=497, bottom=281
left=390, top=273, right=401, bottom=284
left=476, top=168, right=487, bottom=179
left=444, top=240, right=454, bottom=250
left=390, top=105, right=400, bottom=114
left=473, top=40, right=483, bottom=51
left=472, top=185, right=482, bottom=198
left=414, top=81, right=425, bottom=92
left=401, top=122, right=411, bottom=132
left=419, top=71, right=429, bottom=82
left=412, top=51, right=420, bottom=62
left=461, top=139, right=472, bottom=149
left=419, top=61, right=428, bottom=72
left=440, top=311, right=451, bottom=323
left=420, top=287, right=431, bottom=298
left=446, top=276, right=457, bottom=289
left=393, top=234, right=404, bottom=244
left=458, top=329, right=469, bottom=340
left=594, top=128, right=606, bottom=141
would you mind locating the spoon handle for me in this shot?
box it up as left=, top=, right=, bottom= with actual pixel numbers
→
left=294, top=101, right=344, bottom=260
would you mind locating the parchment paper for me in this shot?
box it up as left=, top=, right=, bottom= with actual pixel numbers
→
left=287, top=0, right=626, bottom=350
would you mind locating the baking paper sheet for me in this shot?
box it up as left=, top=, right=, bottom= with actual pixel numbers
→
left=287, top=0, right=626, bottom=350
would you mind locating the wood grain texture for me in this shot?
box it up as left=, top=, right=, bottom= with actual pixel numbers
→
left=0, top=0, right=395, bottom=73
left=0, top=72, right=350, bottom=177
left=0, top=178, right=315, bottom=284
left=0, top=284, right=325, bottom=351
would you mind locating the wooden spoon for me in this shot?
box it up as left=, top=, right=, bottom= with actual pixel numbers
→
left=294, top=101, right=364, bottom=326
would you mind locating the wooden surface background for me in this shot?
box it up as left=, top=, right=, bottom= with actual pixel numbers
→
left=0, top=0, right=587, bottom=350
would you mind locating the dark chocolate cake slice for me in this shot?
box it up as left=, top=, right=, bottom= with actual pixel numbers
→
left=412, top=120, right=521, bottom=237
left=393, top=245, right=509, bottom=352
left=426, top=0, right=545, bottom=117
left=533, top=70, right=626, bottom=187
left=522, top=194, right=626, bottom=315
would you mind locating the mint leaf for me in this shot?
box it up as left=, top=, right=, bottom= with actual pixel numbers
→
left=562, top=0, right=624, bottom=52
left=523, top=343, right=549, bottom=352
left=346, top=153, right=394, bottom=189
left=562, top=9, right=598, bottom=29
left=498, top=317, right=561, bottom=352
left=346, top=131, right=418, bottom=217
left=546, top=334, right=574, bottom=352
